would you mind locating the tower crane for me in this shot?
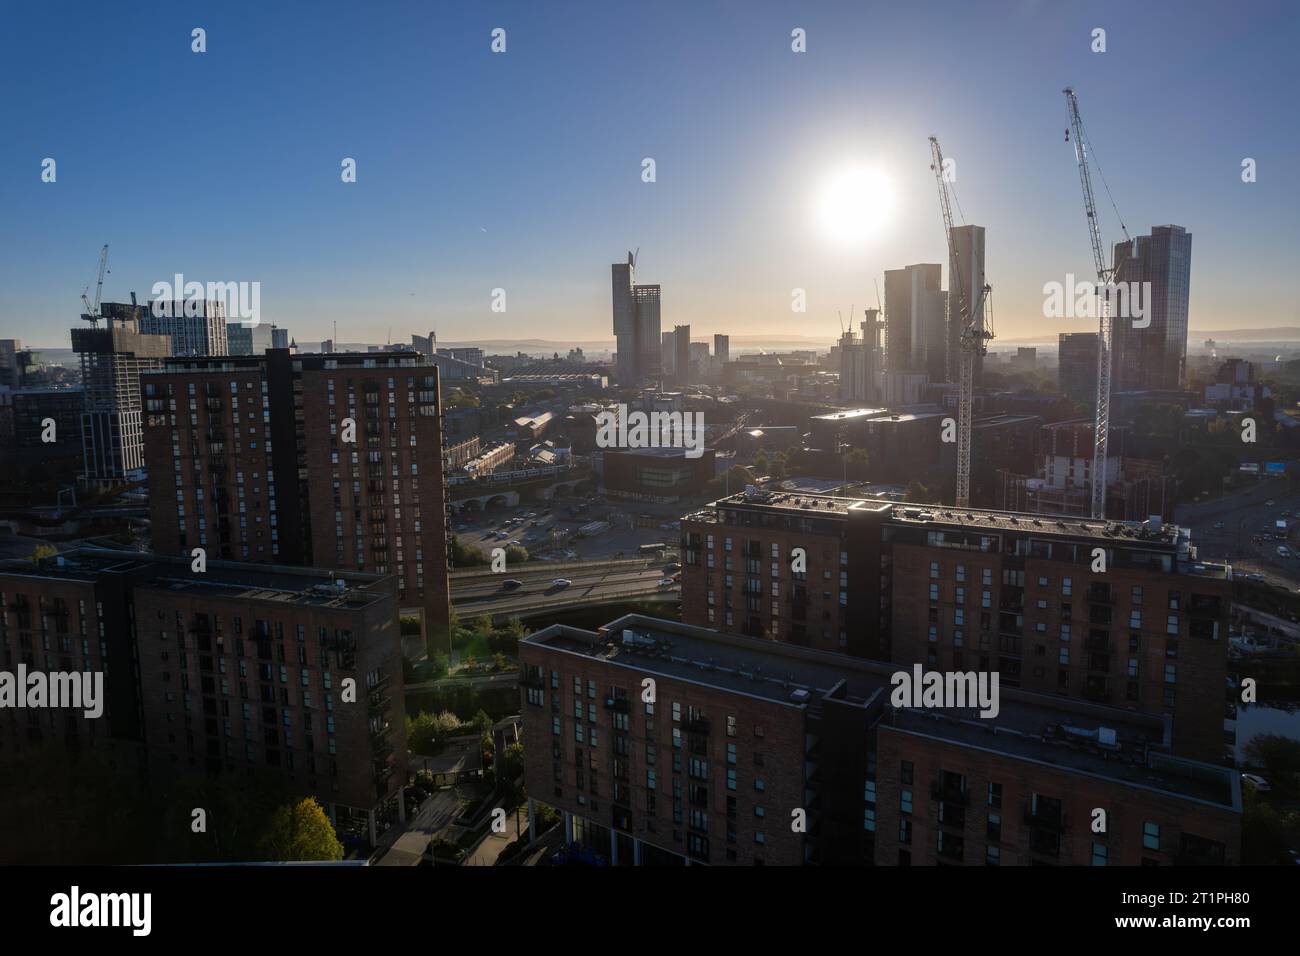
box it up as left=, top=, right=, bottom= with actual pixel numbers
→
left=1063, top=87, right=1131, bottom=519
left=928, top=136, right=992, bottom=509
left=80, top=244, right=110, bottom=326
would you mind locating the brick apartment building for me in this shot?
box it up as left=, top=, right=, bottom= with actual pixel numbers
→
left=0, top=548, right=407, bottom=844
left=681, top=490, right=1231, bottom=761
left=873, top=712, right=1240, bottom=866
left=141, top=348, right=450, bottom=655
left=518, top=614, right=1240, bottom=866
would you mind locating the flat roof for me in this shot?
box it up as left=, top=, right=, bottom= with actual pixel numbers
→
left=525, top=614, right=1238, bottom=809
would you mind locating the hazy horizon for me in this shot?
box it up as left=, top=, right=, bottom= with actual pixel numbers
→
left=2, top=0, right=1296, bottom=347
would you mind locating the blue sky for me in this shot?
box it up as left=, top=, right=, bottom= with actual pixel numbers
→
left=1, top=0, right=1296, bottom=348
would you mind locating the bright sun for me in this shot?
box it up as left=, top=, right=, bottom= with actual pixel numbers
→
left=817, top=167, right=895, bottom=244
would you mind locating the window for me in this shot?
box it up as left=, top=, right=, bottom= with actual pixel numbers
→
left=1092, top=842, right=1108, bottom=866
left=900, top=789, right=912, bottom=815
left=986, top=845, right=1000, bottom=866
left=987, top=782, right=1002, bottom=808
left=1143, top=822, right=1160, bottom=851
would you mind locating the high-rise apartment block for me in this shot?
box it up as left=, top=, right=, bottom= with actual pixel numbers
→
left=1111, top=225, right=1192, bottom=392
left=71, top=304, right=173, bottom=485
left=885, top=263, right=947, bottom=381
left=140, top=349, right=451, bottom=654
left=674, top=325, right=691, bottom=385
left=837, top=309, right=884, bottom=404
left=612, top=254, right=662, bottom=385
left=681, top=490, right=1229, bottom=760
left=713, top=334, right=729, bottom=367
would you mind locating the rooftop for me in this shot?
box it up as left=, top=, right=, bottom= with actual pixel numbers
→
left=526, top=614, right=1239, bottom=809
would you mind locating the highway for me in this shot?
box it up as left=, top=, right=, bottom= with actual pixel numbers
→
left=449, top=557, right=679, bottom=618
left=1175, top=476, right=1300, bottom=588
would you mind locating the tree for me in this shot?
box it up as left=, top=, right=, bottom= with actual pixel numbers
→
left=449, top=534, right=488, bottom=567
left=257, top=798, right=344, bottom=862
left=844, top=447, right=870, bottom=481
left=472, top=708, right=494, bottom=735
left=904, top=480, right=936, bottom=503
left=505, top=543, right=529, bottom=564
left=1245, top=734, right=1300, bottom=791
left=407, top=710, right=463, bottom=755
left=28, top=544, right=57, bottom=563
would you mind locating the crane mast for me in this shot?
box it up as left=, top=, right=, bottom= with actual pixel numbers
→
left=1063, top=88, right=1125, bottom=520
left=80, top=244, right=110, bottom=326
left=929, top=136, right=991, bottom=509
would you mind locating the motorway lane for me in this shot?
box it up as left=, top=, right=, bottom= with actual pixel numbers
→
left=451, top=564, right=666, bottom=599
left=1175, top=477, right=1300, bottom=587
left=453, top=566, right=674, bottom=613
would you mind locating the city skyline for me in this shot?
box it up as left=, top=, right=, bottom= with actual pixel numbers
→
left=2, top=0, right=1296, bottom=348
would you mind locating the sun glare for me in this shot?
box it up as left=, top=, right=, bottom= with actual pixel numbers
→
left=817, top=167, right=895, bottom=245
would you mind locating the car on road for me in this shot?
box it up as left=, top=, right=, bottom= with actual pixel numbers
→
left=501, top=579, right=523, bottom=590
left=664, top=563, right=682, bottom=574
left=1213, top=521, right=1224, bottom=530
left=1266, top=500, right=1276, bottom=507
left=551, top=578, right=572, bottom=589
left=658, top=577, right=676, bottom=587
left=1242, top=773, right=1272, bottom=792
left=1278, top=546, right=1291, bottom=558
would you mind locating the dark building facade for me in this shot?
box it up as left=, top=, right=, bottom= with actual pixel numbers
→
left=519, top=613, right=1240, bottom=867
left=0, top=548, right=406, bottom=843
left=600, top=447, right=715, bottom=502
left=1111, top=225, right=1192, bottom=393
left=141, top=349, right=451, bottom=654
left=1058, top=332, right=1099, bottom=409
left=681, top=490, right=1230, bottom=761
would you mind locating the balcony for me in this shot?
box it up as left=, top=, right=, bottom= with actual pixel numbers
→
left=1024, top=807, right=1066, bottom=832
left=685, top=716, right=710, bottom=735
left=1086, top=585, right=1114, bottom=605
left=931, top=782, right=970, bottom=806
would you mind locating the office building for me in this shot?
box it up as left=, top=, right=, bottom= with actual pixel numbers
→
left=1111, top=225, right=1193, bottom=392
left=140, top=301, right=229, bottom=356
left=612, top=253, right=662, bottom=385
left=140, top=349, right=451, bottom=654
left=680, top=490, right=1230, bottom=760
left=1058, top=332, right=1099, bottom=408
left=71, top=304, right=172, bottom=485
left=271, top=326, right=292, bottom=350
left=837, top=309, right=884, bottom=405
left=227, top=322, right=274, bottom=355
